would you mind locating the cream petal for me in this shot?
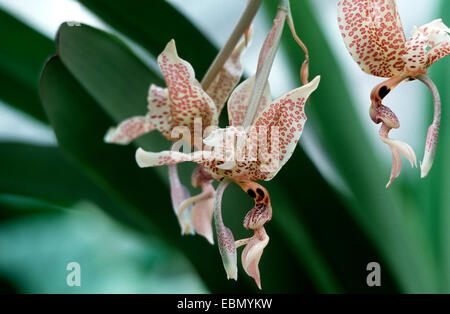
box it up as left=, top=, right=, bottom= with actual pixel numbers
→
left=135, top=148, right=207, bottom=168
left=206, top=26, right=253, bottom=115
left=187, top=182, right=215, bottom=244
left=227, top=76, right=271, bottom=126
left=241, top=228, right=269, bottom=290
left=337, top=0, right=407, bottom=77
left=147, top=84, right=173, bottom=140
left=254, top=76, right=320, bottom=178
left=380, top=128, right=417, bottom=188
left=158, top=40, right=218, bottom=132
left=403, top=19, right=450, bottom=73
left=104, top=116, right=154, bottom=145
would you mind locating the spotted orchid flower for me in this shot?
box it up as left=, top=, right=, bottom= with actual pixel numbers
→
left=104, top=36, right=250, bottom=242
left=136, top=75, right=320, bottom=288
left=338, top=0, right=449, bottom=187
left=135, top=75, right=320, bottom=182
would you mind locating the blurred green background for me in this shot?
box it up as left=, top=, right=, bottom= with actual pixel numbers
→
left=0, top=0, right=448, bottom=293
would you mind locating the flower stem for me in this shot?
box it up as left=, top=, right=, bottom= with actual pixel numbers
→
left=242, top=1, right=288, bottom=128
left=286, top=11, right=309, bottom=85
left=201, top=0, right=263, bottom=91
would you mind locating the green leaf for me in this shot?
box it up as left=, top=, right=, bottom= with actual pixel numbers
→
left=0, top=8, right=54, bottom=122
left=0, top=142, right=106, bottom=205
left=78, top=0, right=217, bottom=78
left=0, top=194, right=62, bottom=221
left=56, top=23, right=163, bottom=121
left=0, top=142, right=139, bottom=227
left=55, top=22, right=169, bottom=183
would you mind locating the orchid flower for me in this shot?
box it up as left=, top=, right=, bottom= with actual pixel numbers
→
left=104, top=35, right=250, bottom=242
left=338, top=0, right=449, bottom=187
left=135, top=0, right=319, bottom=289
left=136, top=75, right=320, bottom=286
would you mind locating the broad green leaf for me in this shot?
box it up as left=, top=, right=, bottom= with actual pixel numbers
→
left=0, top=142, right=139, bottom=227
left=78, top=0, right=217, bottom=77
left=56, top=23, right=163, bottom=122
left=264, top=1, right=438, bottom=292
left=0, top=142, right=107, bottom=205
left=0, top=8, right=53, bottom=122
left=0, top=194, right=62, bottom=221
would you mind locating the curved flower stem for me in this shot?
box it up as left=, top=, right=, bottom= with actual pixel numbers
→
left=242, top=1, right=288, bottom=128
left=417, top=74, right=441, bottom=178
left=201, top=0, right=263, bottom=90
left=286, top=10, right=309, bottom=85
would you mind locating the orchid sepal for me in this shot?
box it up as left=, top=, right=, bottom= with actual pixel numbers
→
left=240, top=227, right=269, bottom=290
left=104, top=116, right=155, bottom=145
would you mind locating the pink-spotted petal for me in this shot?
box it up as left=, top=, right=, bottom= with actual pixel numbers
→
left=403, top=19, right=450, bottom=74
left=227, top=76, right=272, bottom=126
left=337, top=0, right=407, bottom=77
left=158, top=40, right=218, bottom=133
left=206, top=28, right=253, bottom=115
left=147, top=84, right=173, bottom=140
left=104, top=116, right=155, bottom=145
left=254, top=76, right=320, bottom=176
left=241, top=227, right=269, bottom=290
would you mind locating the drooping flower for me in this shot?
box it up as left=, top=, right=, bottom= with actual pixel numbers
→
left=104, top=36, right=250, bottom=242
left=136, top=74, right=320, bottom=287
left=338, top=0, right=449, bottom=187
left=107, top=0, right=318, bottom=289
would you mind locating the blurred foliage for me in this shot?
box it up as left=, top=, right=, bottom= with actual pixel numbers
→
left=0, top=9, right=52, bottom=122
left=0, top=0, right=448, bottom=293
left=0, top=197, right=206, bottom=293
